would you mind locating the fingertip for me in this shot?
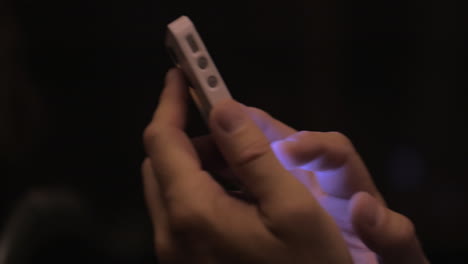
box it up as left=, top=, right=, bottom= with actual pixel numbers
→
left=163, top=68, right=187, bottom=98
left=271, top=140, right=297, bottom=170
left=271, top=138, right=323, bottom=171
left=154, top=68, right=189, bottom=127
left=349, top=191, right=372, bottom=213
left=164, top=67, right=183, bottom=84
left=351, top=192, right=427, bottom=263
left=350, top=192, right=384, bottom=229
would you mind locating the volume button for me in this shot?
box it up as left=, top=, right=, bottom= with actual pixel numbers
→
left=207, top=76, right=218, bottom=88
left=197, top=56, right=208, bottom=69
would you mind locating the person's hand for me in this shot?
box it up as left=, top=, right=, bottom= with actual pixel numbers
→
left=142, top=68, right=353, bottom=263
left=268, top=126, right=430, bottom=264
left=239, top=103, right=429, bottom=264
left=142, top=68, right=430, bottom=263
left=186, top=110, right=430, bottom=264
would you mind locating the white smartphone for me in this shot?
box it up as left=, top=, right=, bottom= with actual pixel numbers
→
left=165, top=16, right=232, bottom=121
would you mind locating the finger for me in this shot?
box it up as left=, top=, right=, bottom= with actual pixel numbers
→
left=144, top=67, right=201, bottom=182
left=142, top=162, right=177, bottom=263
left=192, top=135, right=241, bottom=189
left=209, top=99, right=313, bottom=210
left=350, top=192, right=429, bottom=264
left=246, top=107, right=296, bottom=142
left=191, top=108, right=296, bottom=171
left=152, top=68, right=189, bottom=127
left=143, top=68, right=219, bottom=205
left=142, top=158, right=168, bottom=229
left=271, top=131, right=383, bottom=201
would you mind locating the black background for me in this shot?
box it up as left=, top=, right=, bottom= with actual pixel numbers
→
left=1, top=0, right=467, bottom=263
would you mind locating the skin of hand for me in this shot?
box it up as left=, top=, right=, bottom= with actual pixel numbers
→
left=142, top=68, right=352, bottom=264
left=142, top=68, right=429, bottom=264
left=268, top=126, right=430, bottom=264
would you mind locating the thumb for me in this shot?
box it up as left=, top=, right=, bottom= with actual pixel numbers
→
left=208, top=100, right=311, bottom=207
left=350, top=192, right=430, bottom=264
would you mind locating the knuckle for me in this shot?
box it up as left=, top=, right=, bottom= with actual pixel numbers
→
left=143, top=124, right=174, bottom=152
left=142, top=124, right=159, bottom=147
left=326, top=131, right=355, bottom=163
left=294, top=130, right=315, bottom=141
left=293, top=131, right=327, bottom=149
left=327, top=131, right=353, bottom=148
left=272, top=199, right=319, bottom=227
left=392, top=214, right=417, bottom=248
left=234, top=138, right=272, bottom=168
left=377, top=213, right=418, bottom=253
left=300, top=130, right=327, bottom=148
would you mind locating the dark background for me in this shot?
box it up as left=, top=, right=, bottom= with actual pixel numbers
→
left=1, top=0, right=467, bottom=263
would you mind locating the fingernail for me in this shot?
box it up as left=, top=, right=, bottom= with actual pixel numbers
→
left=215, top=100, right=247, bottom=133
left=362, top=196, right=385, bottom=227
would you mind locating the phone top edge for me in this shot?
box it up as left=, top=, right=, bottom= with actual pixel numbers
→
left=165, top=15, right=233, bottom=120
left=167, top=16, right=194, bottom=34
